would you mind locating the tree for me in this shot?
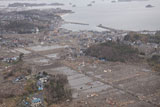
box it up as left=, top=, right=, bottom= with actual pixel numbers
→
left=19, top=53, right=24, bottom=61
left=44, top=74, right=72, bottom=105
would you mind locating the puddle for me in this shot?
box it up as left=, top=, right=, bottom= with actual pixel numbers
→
left=73, top=81, right=104, bottom=91
left=45, top=53, right=59, bottom=59
left=82, top=85, right=112, bottom=93
left=72, top=92, right=79, bottom=99
left=86, top=71, right=94, bottom=76
left=68, top=74, right=85, bottom=80
left=28, top=45, right=68, bottom=52
left=69, top=76, right=93, bottom=87
left=142, top=69, right=151, bottom=72
left=15, top=48, right=31, bottom=54
left=95, top=75, right=102, bottom=79
left=33, top=58, right=49, bottom=63
left=53, top=67, right=77, bottom=76
left=52, top=66, right=112, bottom=96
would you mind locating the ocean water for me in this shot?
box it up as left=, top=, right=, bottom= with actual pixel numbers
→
left=1, top=0, right=160, bottom=31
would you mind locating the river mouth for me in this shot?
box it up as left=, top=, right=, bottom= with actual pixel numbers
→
left=1, top=0, right=160, bottom=31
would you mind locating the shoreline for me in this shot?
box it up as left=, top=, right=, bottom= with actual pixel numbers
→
left=0, top=2, right=159, bottom=33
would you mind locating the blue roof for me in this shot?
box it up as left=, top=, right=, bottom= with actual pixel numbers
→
left=38, top=87, right=43, bottom=91
left=25, top=101, right=29, bottom=105
left=32, top=98, right=41, bottom=103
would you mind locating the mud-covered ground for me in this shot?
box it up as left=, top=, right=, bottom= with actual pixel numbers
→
left=0, top=7, right=160, bottom=107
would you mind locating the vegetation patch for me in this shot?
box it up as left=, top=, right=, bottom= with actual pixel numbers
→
left=3, top=20, right=44, bottom=34
left=124, top=31, right=160, bottom=44
left=24, top=79, right=38, bottom=94
left=85, top=41, right=139, bottom=62
left=3, top=63, right=31, bottom=80
left=44, top=74, right=72, bottom=105
left=148, top=55, right=160, bottom=72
